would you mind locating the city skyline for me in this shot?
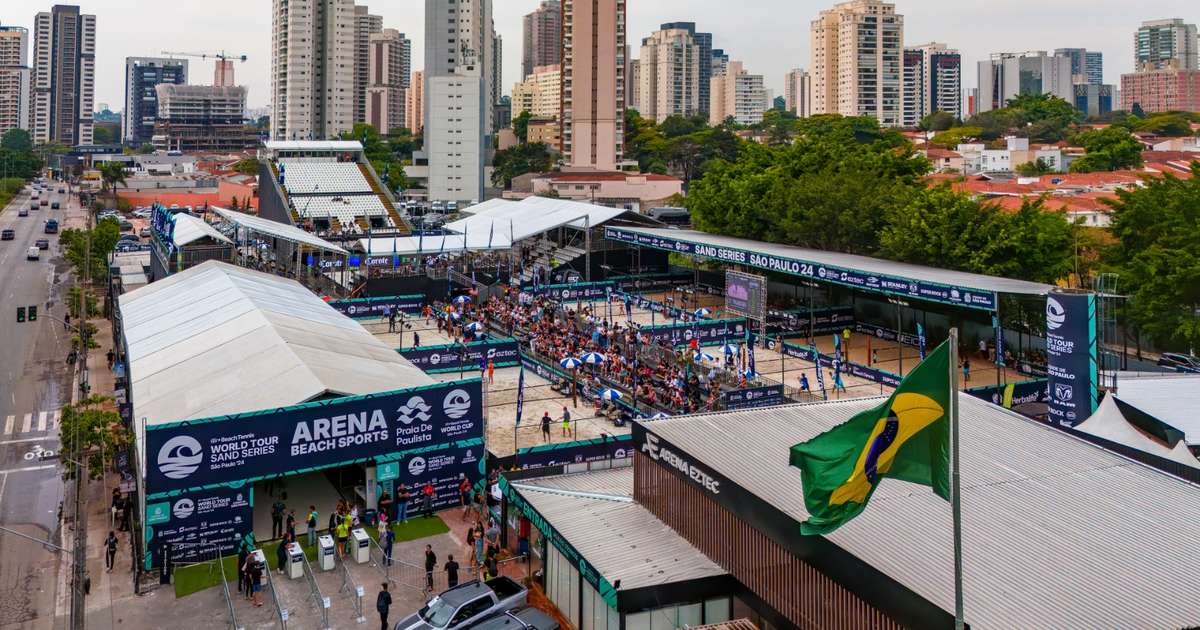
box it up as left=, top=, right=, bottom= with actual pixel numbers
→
left=0, top=0, right=1194, bottom=114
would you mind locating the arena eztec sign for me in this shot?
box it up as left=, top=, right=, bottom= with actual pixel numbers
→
left=145, top=380, right=483, bottom=494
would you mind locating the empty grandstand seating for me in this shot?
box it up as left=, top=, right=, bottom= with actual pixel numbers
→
left=295, top=196, right=393, bottom=227
left=279, top=161, right=373, bottom=196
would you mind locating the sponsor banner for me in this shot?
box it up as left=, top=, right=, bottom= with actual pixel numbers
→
left=1045, top=293, right=1098, bottom=427
left=327, top=294, right=424, bottom=319
left=854, top=322, right=920, bottom=347
left=145, top=380, right=483, bottom=495
left=518, top=354, right=651, bottom=418
left=526, top=281, right=616, bottom=301
left=725, top=271, right=767, bottom=320
left=605, top=227, right=999, bottom=311
left=722, top=385, right=785, bottom=410
left=399, top=339, right=521, bottom=374
left=386, top=442, right=483, bottom=513
left=497, top=435, right=634, bottom=471
left=144, top=485, right=253, bottom=568
left=500, top=476, right=619, bottom=609
left=613, top=273, right=695, bottom=293
left=965, top=379, right=1050, bottom=411
left=639, top=318, right=748, bottom=347
left=781, top=341, right=901, bottom=388
left=767, top=306, right=855, bottom=336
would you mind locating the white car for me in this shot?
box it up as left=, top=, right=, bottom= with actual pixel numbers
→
left=26, top=246, right=40, bottom=261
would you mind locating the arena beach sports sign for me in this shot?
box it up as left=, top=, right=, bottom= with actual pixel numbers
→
left=604, top=227, right=999, bottom=311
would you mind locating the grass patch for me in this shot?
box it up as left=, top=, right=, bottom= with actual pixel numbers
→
left=171, top=518, right=450, bottom=598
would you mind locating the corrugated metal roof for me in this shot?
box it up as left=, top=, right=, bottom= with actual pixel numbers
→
left=612, top=227, right=1054, bottom=297
left=513, top=468, right=726, bottom=591
left=212, top=207, right=348, bottom=254
left=120, top=260, right=432, bottom=428
left=643, top=395, right=1200, bottom=630
left=1111, top=375, right=1200, bottom=445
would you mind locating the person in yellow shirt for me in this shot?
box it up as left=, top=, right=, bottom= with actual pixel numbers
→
left=336, top=515, right=350, bottom=557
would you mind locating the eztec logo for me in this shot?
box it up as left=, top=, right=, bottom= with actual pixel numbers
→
left=173, top=498, right=195, bottom=519
left=397, top=396, right=432, bottom=425
left=408, top=456, right=427, bottom=476
left=443, top=389, right=471, bottom=419
left=1046, top=297, right=1066, bottom=331
left=157, top=435, right=203, bottom=480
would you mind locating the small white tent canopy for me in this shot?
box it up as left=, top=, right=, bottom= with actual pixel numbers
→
left=1075, top=394, right=1200, bottom=469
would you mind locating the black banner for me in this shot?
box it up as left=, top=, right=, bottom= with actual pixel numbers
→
left=527, top=281, right=615, bottom=301
left=145, top=380, right=483, bottom=495
left=640, top=318, right=748, bottom=347
left=399, top=339, right=521, bottom=374
left=1046, top=293, right=1098, bottom=427
left=144, top=485, right=253, bottom=568
left=854, top=322, right=920, bottom=347
left=496, top=435, right=634, bottom=471
left=328, top=294, right=424, bottom=319
left=722, top=385, right=785, bottom=410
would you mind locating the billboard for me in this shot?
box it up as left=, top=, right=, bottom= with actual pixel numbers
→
left=1045, top=293, right=1098, bottom=426
left=498, top=435, right=634, bottom=471
left=725, top=271, right=767, bottom=320
left=144, top=380, right=484, bottom=495
left=722, top=385, right=785, bottom=410
left=639, top=318, right=748, bottom=347
left=527, top=281, right=616, bottom=301
left=144, top=485, right=253, bottom=568
left=399, top=339, right=521, bottom=373
left=328, top=294, right=424, bottom=318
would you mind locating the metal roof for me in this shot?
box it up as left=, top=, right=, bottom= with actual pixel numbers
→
left=443, top=196, right=631, bottom=241
left=358, top=233, right=513, bottom=256
left=263, top=140, right=364, bottom=152
left=1076, top=395, right=1200, bottom=468
left=120, top=260, right=432, bottom=429
left=211, top=207, right=348, bottom=255
left=1111, top=374, right=1200, bottom=445
left=513, top=468, right=727, bottom=592
left=171, top=212, right=232, bottom=247
left=642, top=395, right=1200, bottom=630
left=611, top=227, right=1055, bottom=297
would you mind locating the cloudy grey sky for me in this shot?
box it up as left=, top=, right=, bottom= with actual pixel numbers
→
left=1, top=1, right=1194, bottom=111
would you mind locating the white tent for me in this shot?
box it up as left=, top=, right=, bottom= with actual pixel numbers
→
left=358, top=233, right=514, bottom=256
left=1075, top=395, right=1200, bottom=469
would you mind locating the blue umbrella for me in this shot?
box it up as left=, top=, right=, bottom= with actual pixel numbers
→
left=694, top=351, right=718, bottom=363
left=447, top=311, right=462, bottom=320
left=599, top=388, right=622, bottom=401
left=694, top=307, right=711, bottom=318
left=559, top=357, right=583, bottom=370
left=464, top=321, right=485, bottom=333
left=453, top=295, right=472, bottom=305
left=580, top=351, right=606, bottom=365
left=742, top=369, right=756, bottom=379
left=720, top=343, right=739, bottom=355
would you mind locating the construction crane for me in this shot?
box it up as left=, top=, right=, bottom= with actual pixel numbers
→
left=161, top=50, right=248, bottom=63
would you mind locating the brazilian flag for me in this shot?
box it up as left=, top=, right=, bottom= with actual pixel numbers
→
left=790, top=340, right=952, bottom=535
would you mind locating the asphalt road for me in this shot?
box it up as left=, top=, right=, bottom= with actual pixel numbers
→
left=0, top=182, right=74, bottom=628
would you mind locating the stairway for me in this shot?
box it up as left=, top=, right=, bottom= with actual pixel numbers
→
left=516, top=239, right=588, bottom=284
left=358, top=163, right=411, bottom=236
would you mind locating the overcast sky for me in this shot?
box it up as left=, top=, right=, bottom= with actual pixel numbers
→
left=0, top=1, right=1194, bottom=112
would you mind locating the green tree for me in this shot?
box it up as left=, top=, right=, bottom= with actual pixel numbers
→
left=61, top=217, right=122, bottom=283
left=136, top=143, right=155, bottom=154
left=623, top=109, right=667, bottom=173
left=1130, top=103, right=1147, bottom=119
left=98, top=161, right=127, bottom=204
left=512, top=110, right=532, bottom=144
left=232, top=158, right=260, bottom=176
left=1069, top=127, right=1144, bottom=172
left=1103, top=163, right=1200, bottom=349
left=1, top=128, right=33, bottom=152
left=92, top=125, right=115, bottom=145
left=1133, top=113, right=1193, bottom=137
left=929, top=126, right=984, bottom=149
left=59, top=395, right=131, bottom=481
left=919, top=111, right=956, bottom=132
left=491, top=142, right=555, bottom=188
left=659, top=114, right=708, bottom=138
left=1015, top=157, right=1057, bottom=177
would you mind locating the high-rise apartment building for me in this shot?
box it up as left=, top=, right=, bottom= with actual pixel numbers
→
left=153, top=84, right=255, bottom=152
left=511, top=65, right=562, bottom=120
left=0, top=26, right=31, bottom=137
left=660, top=22, right=714, bottom=116
left=783, top=68, right=811, bottom=117
left=976, top=51, right=1072, bottom=113
left=213, top=59, right=235, bottom=87
left=424, top=0, right=496, bottom=202
left=31, top=5, right=97, bottom=146
left=365, top=29, right=410, bottom=134
left=1054, top=48, right=1104, bottom=85
left=405, top=69, right=424, bottom=133
left=1121, top=68, right=1200, bottom=113
left=810, top=0, right=904, bottom=127
left=638, top=27, right=701, bottom=123
left=1135, top=19, right=1198, bottom=71
left=902, top=43, right=961, bottom=127
left=522, top=0, right=560, bottom=80
left=353, top=6, right=383, bottom=125
left=561, top=0, right=626, bottom=170
left=626, top=58, right=640, bottom=111
left=271, top=0, right=357, bottom=141
left=710, top=60, right=767, bottom=126
left=123, top=57, right=187, bottom=145
left=491, top=32, right=503, bottom=109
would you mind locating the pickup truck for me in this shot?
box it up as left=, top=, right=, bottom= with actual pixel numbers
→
left=471, top=607, right=560, bottom=630
left=394, top=577, right=527, bottom=630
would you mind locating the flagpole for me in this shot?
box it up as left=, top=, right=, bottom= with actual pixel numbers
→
left=948, top=327, right=965, bottom=630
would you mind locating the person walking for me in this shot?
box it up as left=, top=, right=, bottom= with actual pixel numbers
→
left=484, top=519, right=500, bottom=556
left=104, top=531, right=118, bottom=573
left=560, top=406, right=571, bottom=437
left=540, top=411, right=551, bottom=443
left=962, top=358, right=971, bottom=383
left=388, top=308, right=398, bottom=333
left=270, top=499, right=286, bottom=540
left=473, top=525, right=485, bottom=574
left=799, top=373, right=810, bottom=393
left=458, top=474, right=472, bottom=521
left=336, top=513, right=350, bottom=558
left=306, top=506, right=319, bottom=547
left=423, top=544, right=437, bottom=591
left=249, top=557, right=264, bottom=607
left=376, top=583, right=392, bottom=630
left=487, top=359, right=495, bottom=384
left=377, top=490, right=393, bottom=527
left=465, top=527, right=478, bottom=571
left=444, top=554, right=460, bottom=588
left=413, top=331, right=421, bottom=347
left=383, top=526, right=396, bottom=567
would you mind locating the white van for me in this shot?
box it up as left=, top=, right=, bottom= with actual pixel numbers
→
left=27, top=246, right=40, bottom=261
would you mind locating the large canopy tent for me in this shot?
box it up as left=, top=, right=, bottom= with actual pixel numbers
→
left=1075, top=394, right=1200, bottom=469
left=211, top=206, right=348, bottom=256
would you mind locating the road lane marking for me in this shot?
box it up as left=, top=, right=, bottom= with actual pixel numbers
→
left=37, top=411, right=47, bottom=431
left=50, top=409, right=60, bottom=430
left=0, top=464, right=56, bottom=474
left=3, top=415, right=12, bottom=435
left=0, top=436, right=56, bottom=446
left=21, top=413, right=32, bottom=433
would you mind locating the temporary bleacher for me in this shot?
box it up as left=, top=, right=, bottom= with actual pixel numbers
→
left=295, top=196, right=393, bottom=228
left=279, top=161, right=373, bottom=196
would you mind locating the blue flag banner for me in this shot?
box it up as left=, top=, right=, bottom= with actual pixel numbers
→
left=515, top=366, right=525, bottom=425
left=917, top=322, right=927, bottom=360
left=992, top=315, right=1005, bottom=367
left=813, top=343, right=827, bottom=399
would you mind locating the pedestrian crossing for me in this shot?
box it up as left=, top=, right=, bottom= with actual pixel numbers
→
left=1, top=409, right=60, bottom=437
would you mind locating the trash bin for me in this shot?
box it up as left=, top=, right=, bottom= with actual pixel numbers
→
left=350, top=528, right=370, bottom=564
left=317, top=534, right=336, bottom=571
left=286, top=542, right=305, bottom=579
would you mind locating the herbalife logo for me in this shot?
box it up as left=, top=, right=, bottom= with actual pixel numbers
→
left=157, top=436, right=203, bottom=480
left=443, top=389, right=471, bottom=419
left=1046, top=297, right=1066, bottom=331
left=396, top=396, right=432, bottom=425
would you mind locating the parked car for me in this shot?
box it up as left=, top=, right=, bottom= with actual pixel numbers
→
left=117, top=234, right=140, bottom=243
left=35, top=238, right=49, bottom=250
left=471, top=608, right=560, bottom=630
left=1158, top=353, right=1200, bottom=372
left=114, top=242, right=144, bottom=253
left=139, top=227, right=150, bottom=237
left=119, top=220, right=133, bottom=232
left=647, top=206, right=691, bottom=226
left=394, top=578, right=528, bottom=630
left=445, top=201, right=459, bottom=212
left=1, top=229, right=13, bottom=240
left=26, top=246, right=39, bottom=260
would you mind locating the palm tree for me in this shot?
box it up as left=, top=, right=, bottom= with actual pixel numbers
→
left=99, top=161, right=127, bottom=207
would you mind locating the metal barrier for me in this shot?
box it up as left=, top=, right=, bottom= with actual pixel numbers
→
left=259, top=550, right=288, bottom=630
left=298, top=546, right=331, bottom=630
left=338, top=553, right=366, bottom=624
left=216, top=548, right=243, bottom=630
left=365, top=532, right=432, bottom=596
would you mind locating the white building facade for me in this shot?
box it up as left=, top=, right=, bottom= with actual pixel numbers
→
left=32, top=6, right=96, bottom=146
left=270, top=0, right=357, bottom=141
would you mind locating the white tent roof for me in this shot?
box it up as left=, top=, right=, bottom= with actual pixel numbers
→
left=1112, top=374, right=1200, bottom=445
left=442, top=196, right=629, bottom=242
left=264, top=140, right=363, bottom=152
left=1075, top=395, right=1200, bottom=469
left=211, top=206, right=348, bottom=255
left=358, top=233, right=513, bottom=256
left=459, top=198, right=515, bottom=215
left=171, top=212, right=232, bottom=247
left=119, top=260, right=432, bottom=429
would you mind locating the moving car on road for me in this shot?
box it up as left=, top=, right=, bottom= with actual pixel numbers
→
left=44, top=219, right=59, bottom=234
left=35, top=239, right=49, bottom=250
left=26, top=246, right=39, bottom=260
left=51, top=201, right=60, bottom=210
left=394, top=577, right=528, bottom=630
left=18, top=207, right=28, bottom=216
left=1, top=229, right=13, bottom=240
